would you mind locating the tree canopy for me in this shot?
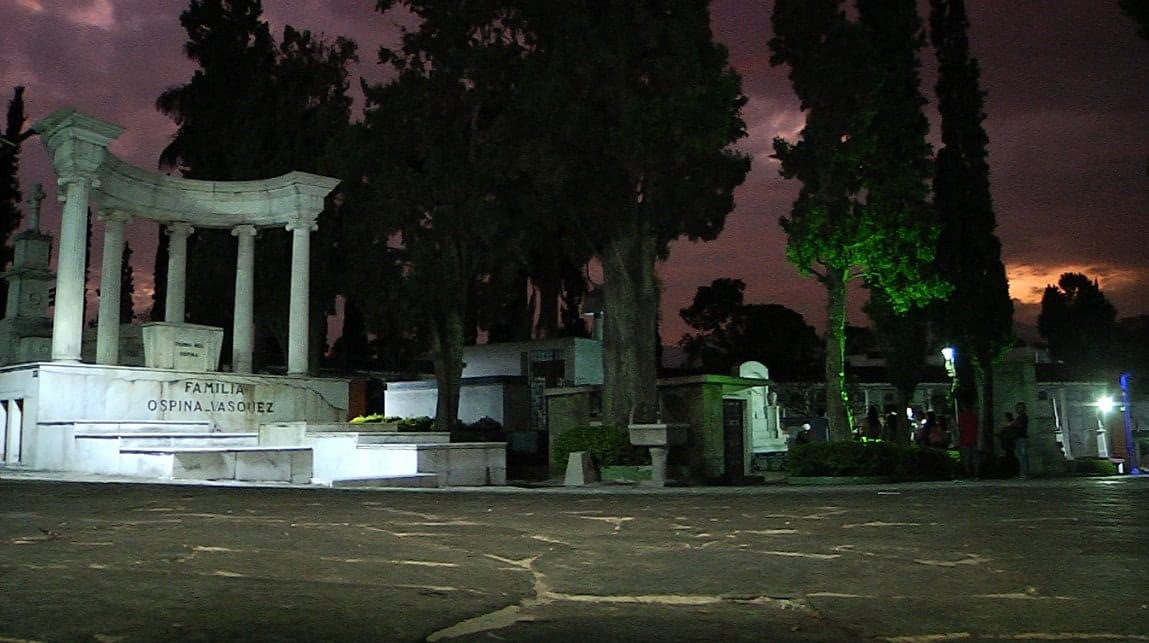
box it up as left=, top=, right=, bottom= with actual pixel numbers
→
left=346, top=0, right=537, bottom=430
left=519, top=1, right=750, bottom=426
left=1121, top=0, right=1149, bottom=41
left=929, top=0, right=1013, bottom=450
left=679, top=278, right=822, bottom=380
left=1038, top=273, right=1117, bottom=377
left=157, top=0, right=357, bottom=371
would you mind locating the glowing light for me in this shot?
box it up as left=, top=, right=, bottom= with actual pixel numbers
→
left=940, top=346, right=955, bottom=362
left=1096, top=395, right=1115, bottom=414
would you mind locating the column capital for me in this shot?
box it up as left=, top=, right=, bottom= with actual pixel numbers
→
left=166, top=221, right=195, bottom=237
left=285, top=216, right=318, bottom=233
left=231, top=224, right=258, bottom=238
left=56, top=174, right=99, bottom=201
left=97, top=209, right=132, bottom=224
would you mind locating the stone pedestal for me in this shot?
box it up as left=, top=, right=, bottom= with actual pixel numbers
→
left=563, top=451, right=598, bottom=486
left=142, top=322, right=224, bottom=372
left=629, top=423, right=688, bottom=487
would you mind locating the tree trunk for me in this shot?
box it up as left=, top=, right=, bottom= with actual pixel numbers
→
left=601, top=222, right=660, bottom=428
left=974, top=350, right=996, bottom=462
left=823, top=266, right=852, bottom=440
left=431, top=308, right=465, bottom=433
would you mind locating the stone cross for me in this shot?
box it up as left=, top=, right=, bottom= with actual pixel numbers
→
left=27, top=183, right=45, bottom=232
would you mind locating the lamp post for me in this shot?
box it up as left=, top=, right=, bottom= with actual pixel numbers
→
left=941, top=346, right=958, bottom=421
left=1120, top=373, right=1140, bottom=476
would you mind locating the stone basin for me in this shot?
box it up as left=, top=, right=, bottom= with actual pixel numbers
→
left=628, top=423, right=689, bottom=447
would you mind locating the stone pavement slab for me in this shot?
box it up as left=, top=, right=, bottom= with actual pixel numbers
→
left=1, top=475, right=1147, bottom=642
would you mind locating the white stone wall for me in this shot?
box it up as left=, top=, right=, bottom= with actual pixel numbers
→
left=384, top=379, right=512, bottom=424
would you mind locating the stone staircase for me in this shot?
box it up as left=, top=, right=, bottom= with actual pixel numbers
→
left=32, top=421, right=506, bottom=488
left=64, top=420, right=311, bottom=484
left=263, top=424, right=507, bottom=488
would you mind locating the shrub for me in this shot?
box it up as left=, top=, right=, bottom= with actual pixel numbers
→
left=1071, top=458, right=1119, bottom=476
left=452, top=417, right=506, bottom=443
left=551, top=424, right=649, bottom=468
left=787, top=441, right=953, bottom=480
left=465, top=417, right=504, bottom=433
left=397, top=416, right=435, bottom=432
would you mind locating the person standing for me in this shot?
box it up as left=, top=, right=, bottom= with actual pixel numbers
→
left=1013, top=402, right=1030, bottom=479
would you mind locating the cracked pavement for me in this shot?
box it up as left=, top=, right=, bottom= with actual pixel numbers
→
left=1, top=476, right=1147, bottom=642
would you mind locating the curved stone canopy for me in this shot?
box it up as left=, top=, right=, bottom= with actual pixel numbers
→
left=35, top=108, right=339, bottom=229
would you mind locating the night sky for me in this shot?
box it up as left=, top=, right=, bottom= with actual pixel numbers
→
left=3, top=0, right=1148, bottom=343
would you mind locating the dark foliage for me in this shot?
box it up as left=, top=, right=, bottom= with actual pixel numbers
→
left=787, top=441, right=954, bottom=480
left=1037, top=273, right=1117, bottom=378
left=679, top=278, right=822, bottom=379
left=551, top=424, right=649, bottom=469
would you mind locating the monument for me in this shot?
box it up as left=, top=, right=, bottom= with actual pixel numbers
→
left=0, top=108, right=506, bottom=487
left=0, top=108, right=348, bottom=476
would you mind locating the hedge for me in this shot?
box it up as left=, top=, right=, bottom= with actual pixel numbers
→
left=787, top=441, right=954, bottom=481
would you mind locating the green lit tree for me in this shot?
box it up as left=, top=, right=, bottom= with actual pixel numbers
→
left=929, top=0, right=1014, bottom=452
left=770, top=0, right=949, bottom=440
left=1038, top=273, right=1117, bottom=377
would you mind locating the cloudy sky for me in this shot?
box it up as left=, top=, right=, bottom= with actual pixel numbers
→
left=3, top=0, right=1148, bottom=343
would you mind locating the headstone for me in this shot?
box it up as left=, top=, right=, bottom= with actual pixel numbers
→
left=142, top=322, right=224, bottom=372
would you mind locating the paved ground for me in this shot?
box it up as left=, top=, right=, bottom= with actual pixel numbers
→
left=1, top=474, right=1147, bottom=642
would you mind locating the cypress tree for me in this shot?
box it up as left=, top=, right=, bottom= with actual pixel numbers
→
left=930, top=0, right=1014, bottom=453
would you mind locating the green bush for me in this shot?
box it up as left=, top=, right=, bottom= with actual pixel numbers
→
left=787, top=441, right=953, bottom=480
left=551, top=424, right=649, bottom=468
left=1071, top=458, right=1119, bottom=476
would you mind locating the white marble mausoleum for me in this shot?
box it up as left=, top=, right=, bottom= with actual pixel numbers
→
left=0, top=108, right=505, bottom=487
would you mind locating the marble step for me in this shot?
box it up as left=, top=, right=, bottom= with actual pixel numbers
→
left=71, top=420, right=216, bottom=434
left=328, top=474, right=441, bottom=489
left=117, top=446, right=313, bottom=484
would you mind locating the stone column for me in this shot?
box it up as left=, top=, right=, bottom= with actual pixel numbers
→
left=51, top=175, right=97, bottom=362
left=33, top=109, right=124, bottom=362
left=286, top=216, right=316, bottom=375
left=165, top=222, right=194, bottom=323
left=231, top=225, right=257, bottom=374
left=95, top=210, right=131, bottom=364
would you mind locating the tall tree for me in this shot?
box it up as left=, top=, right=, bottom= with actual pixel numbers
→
left=930, top=0, right=1014, bottom=453
left=771, top=0, right=948, bottom=439
left=120, top=242, right=135, bottom=323
left=1038, top=273, right=1117, bottom=377
left=520, top=1, right=750, bottom=427
left=864, top=288, right=928, bottom=445
left=157, top=0, right=356, bottom=372
left=0, top=87, right=29, bottom=315
left=352, top=0, right=534, bottom=430
left=679, top=278, right=822, bottom=380
left=1121, top=0, right=1149, bottom=40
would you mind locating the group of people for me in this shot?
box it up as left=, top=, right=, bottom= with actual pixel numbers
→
left=856, top=400, right=1030, bottom=479
left=943, top=401, right=1030, bottom=479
